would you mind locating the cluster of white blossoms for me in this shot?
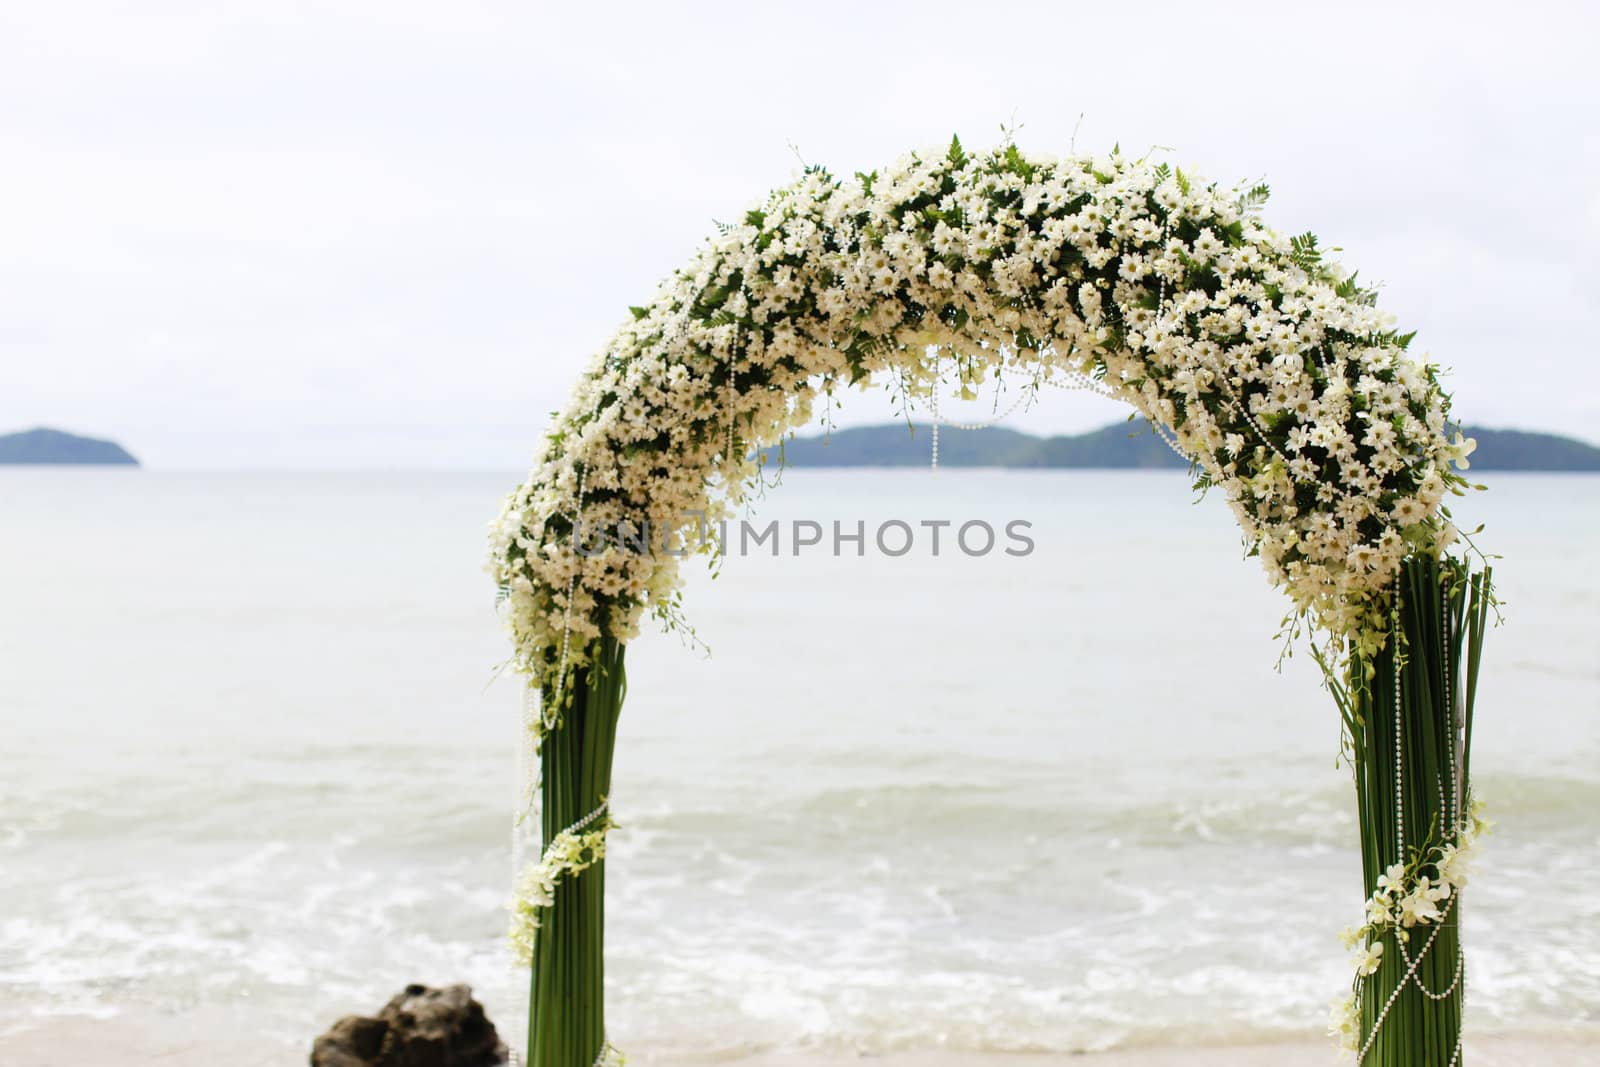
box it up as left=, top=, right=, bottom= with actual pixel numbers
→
left=489, top=137, right=1476, bottom=704
left=1328, top=797, right=1490, bottom=1053
left=509, top=815, right=614, bottom=965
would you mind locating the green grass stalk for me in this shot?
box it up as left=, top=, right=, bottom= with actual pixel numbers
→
left=528, top=637, right=626, bottom=1067
left=1348, top=557, right=1485, bottom=1065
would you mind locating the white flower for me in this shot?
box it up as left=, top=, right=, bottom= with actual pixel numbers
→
left=1355, top=940, right=1385, bottom=977
left=1328, top=993, right=1360, bottom=1051
left=1191, top=229, right=1224, bottom=262
left=1397, top=877, right=1448, bottom=927
left=1437, top=841, right=1475, bottom=888
left=1391, top=497, right=1427, bottom=525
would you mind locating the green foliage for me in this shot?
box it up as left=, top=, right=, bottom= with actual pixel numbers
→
left=946, top=134, right=967, bottom=167
left=1238, top=181, right=1271, bottom=214
left=1336, top=270, right=1377, bottom=306
left=1002, top=142, right=1036, bottom=180
left=1290, top=231, right=1323, bottom=272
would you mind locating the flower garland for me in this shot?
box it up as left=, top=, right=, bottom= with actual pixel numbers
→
left=490, top=136, right=1486, bottom=1064
left=510, top=803, right=615, bottom=966
left=490, top=137, right=1474, bottom=702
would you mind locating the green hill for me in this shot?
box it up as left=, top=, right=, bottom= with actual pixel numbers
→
left=776, top=421, right=1600, bottom=472
left=1453, top=427, right=1600, bottom=471
left=0, top=427, right=139, bottom=466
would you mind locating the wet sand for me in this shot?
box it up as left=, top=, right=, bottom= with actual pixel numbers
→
left=4, top=1014, right=1597, bottom=1067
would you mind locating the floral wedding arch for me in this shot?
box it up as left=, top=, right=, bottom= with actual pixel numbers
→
left=490, top=138, right=1492, bottom=1067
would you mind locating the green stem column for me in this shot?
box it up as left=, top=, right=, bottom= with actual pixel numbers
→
left=1349, top=557, right=1489, bottom=1066
left=528, top=637, right=626, bottom=1067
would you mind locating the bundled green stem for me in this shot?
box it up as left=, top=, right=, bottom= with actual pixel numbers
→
left=1337, top=556, right=1492, bottom=1065
left=528, top=637, right=626, bottom=1067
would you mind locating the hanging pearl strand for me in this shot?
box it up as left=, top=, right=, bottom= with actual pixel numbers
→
left=1393, top=586, right=1406, bottom=863
left=1436, top=595, right=1451, bottom=828
left=1406, top=944, right=1465, bottom=1002
left=923, top=313, right=1160, bottom=467
left=547, top=465, right=588, bottom=730
left=1147, top=415, right=1193, bottom=463
left=934, top=374, right=1036, bottom=430
left=1443, top=581, right=1459, bottom=827
left=1397, top=578, right=1467, bottom=1002
left=1047, top=365, right=1118, bottom=399
left=726, top=374, right=738, bottom=476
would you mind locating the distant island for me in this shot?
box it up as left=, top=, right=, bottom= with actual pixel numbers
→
left=776, top=421, right=1600, bottom=472
left=0, top=427, right=139, bottom=466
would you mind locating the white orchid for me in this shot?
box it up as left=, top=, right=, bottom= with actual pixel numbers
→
left=508, top=817, right=615, bottom=964
left=1328, top=993, right=1361, bottom=1052
left=1396, top=875, right=1450, bottom=927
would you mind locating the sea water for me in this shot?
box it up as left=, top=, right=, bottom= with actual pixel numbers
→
left=0, top=468, right=1595, bottom=1057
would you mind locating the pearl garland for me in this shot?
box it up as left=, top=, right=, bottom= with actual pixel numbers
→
left=547, top=465, right=588, bottom=729
left=1394, top=589, right=1406, bottom=862
left=1443, top=583, right=1459, bottom=826
left=924, top=278, right=1192, bottom=471
left=924, top=353, right=1120, bottom=471
left=934, top=382, right=1035, bottom=431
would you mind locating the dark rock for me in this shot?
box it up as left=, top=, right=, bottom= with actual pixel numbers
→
left=311, top=984, right=508, bottom=1067
left=311, top=1015, right=389, bottom=1067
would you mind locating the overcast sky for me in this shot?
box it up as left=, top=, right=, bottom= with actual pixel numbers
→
left=2, top=1, right=1596, bottom=468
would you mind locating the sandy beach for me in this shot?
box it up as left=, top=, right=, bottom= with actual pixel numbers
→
left=4, top=1014, right=1598, bottom=1067
left=738, top=1042, right=1600, bottom=1067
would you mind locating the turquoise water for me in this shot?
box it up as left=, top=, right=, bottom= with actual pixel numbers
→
left=0, top=469, right=1595, bottom=1056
